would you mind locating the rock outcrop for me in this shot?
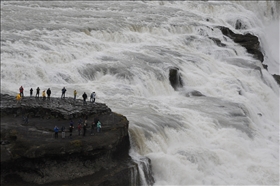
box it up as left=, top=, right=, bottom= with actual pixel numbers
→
left=272, top=74, right=280, bottom=85
left=217, top=26, right=279, bottom=86
left=169, top=68, right=184, bottom=90
left=217, top=26, right=264, bottom=62
left=0, top=94, right=154, bottom=186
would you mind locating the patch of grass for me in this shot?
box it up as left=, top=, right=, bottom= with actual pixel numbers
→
left=70, top=140, right=83, bottom=147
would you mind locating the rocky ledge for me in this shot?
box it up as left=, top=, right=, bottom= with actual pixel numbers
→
left=0, top=94, right=154, bottom=186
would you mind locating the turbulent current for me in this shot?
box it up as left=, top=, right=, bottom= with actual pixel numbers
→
left=1, top=1, right=279, bottom=185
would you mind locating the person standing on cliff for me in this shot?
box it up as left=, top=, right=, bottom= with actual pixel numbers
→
left=42, top=90, right=46, bottom=100
left=90, top=92, right=96, bottom=104
left=30, top=88, right=33, bottom=97
left=54, top=126, right=59, bottom=139
left=47, top=88, right=51, bottom=100
left=77, top=123, right=82, bottom=136
left=16, top=93, right=21, bottom=104
left=84, top=118, right=88, bottom=127
left=69, top=120, right=74, bottom=138
left=61, top=87, right=66, bottom=99
left=90, top=121, right=95, bottom=135
left=19, top=86, right=24, bottom=97
left=97, top=120, right=102, bottom=133
left=61, top=125, right=66, bottom=139
left=83, top=123, right=87, bottom=136
left=82, top=92, right=87, bottom=105
left=36, top=87, right=40, bottom=98
left=74, top=90, right=77, bottom=101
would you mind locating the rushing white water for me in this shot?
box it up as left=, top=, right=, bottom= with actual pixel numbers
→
left=1, top=1, right=279, bottom=185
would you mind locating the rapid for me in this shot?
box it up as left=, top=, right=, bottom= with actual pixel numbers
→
left=1, top=1, right=279, bottom=185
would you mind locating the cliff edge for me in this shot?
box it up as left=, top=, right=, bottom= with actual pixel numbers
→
left=0, top=94, right=153, bottom=186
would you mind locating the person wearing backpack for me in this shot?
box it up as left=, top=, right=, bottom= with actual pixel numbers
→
left=61, top=87, right=66, bottom=99
left=90, top=92, right=96, bottom=104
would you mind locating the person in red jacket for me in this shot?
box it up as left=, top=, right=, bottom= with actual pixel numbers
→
left=19, top=86, right=24, bottom=97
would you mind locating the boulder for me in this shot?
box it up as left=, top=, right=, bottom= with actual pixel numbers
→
left=169, top=68, right=184, bottom=90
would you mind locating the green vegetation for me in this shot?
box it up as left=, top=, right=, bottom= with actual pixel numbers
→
left=70, top=140, right=83, bottom=147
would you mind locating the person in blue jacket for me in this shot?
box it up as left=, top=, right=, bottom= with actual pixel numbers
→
left=54, top=126, right=59, bottom=139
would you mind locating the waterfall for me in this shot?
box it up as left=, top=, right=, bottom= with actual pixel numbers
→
left=1, top=1, right=279, bottom=185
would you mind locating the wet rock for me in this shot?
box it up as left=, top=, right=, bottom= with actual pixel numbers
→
left=262, top=64, right=268, bottom=70
left=217, top=26, right=264, bottom=62
left=272, top=74, right=280, bottom=85
left=209, top=37, right=226, bottom=47
left=169, top=68, right=184, bottom=90
left=235, top=19, right=247, bottom=30
left=185, top=90, right=205, bottom=97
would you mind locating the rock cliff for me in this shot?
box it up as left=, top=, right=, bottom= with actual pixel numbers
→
left=216, top=26, right=279, bottom=86
left=0, top=94, right=154, bottom=186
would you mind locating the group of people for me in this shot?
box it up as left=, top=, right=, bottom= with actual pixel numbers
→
left=16, top=86, right=97, bottom=104
left=54, top=118, right=102, bottom=139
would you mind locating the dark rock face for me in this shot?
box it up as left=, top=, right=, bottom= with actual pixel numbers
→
left=235, top=19, right=247, bottom=30
left=217, top=26, right=264, bottom=62
left=217, top=26, right=280, bottom=86
left=209, top=37, right=226, bottom=47
left=272, top=74, right=280, bottom=85
left=0, top=94, right=154, bottom=186
left=169, top=68, right=184, bottom=90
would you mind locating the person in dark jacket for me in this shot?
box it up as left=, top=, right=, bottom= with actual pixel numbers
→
left=30, top=88, right=33, bottom=97
left=47, top=88, right=51, bottom=100
left=91, top=121, right=95, bottom=135
left=36, top=87, right=40, bottom=98
left=82, top=92, right=87, bottom=104
left=61, top=87, right=66, bottom=98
